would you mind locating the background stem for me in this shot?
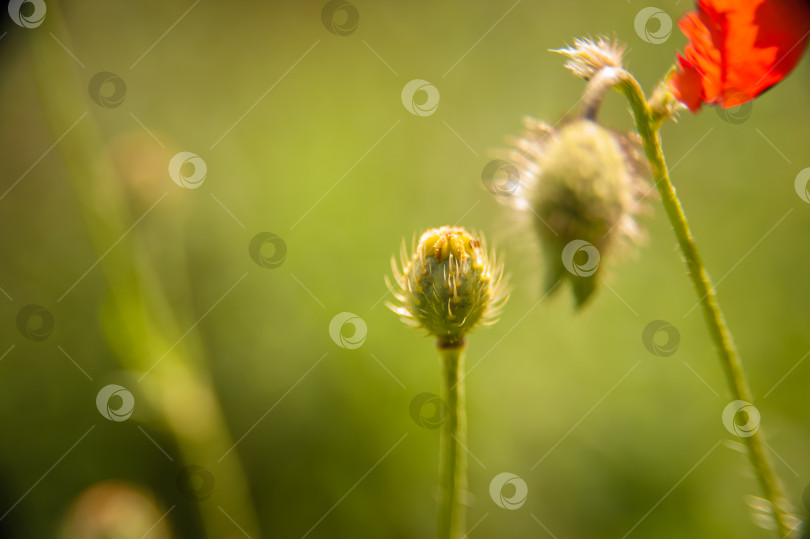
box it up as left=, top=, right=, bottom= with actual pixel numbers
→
left=437, top=341, right=467, bottom=539
left=29, top=4, right=261, bottom=536
left=614, top=75, right=794, bottom=537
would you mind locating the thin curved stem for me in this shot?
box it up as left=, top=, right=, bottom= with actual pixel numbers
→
left=611, top=74, right=794, bottom=537
left=30, top=4, right=261, bottom=537
left=580, top=67, right=624, bottom=120
left=437, top=340, right=467, bottom=539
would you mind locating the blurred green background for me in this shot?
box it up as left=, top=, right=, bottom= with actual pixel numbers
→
left=1, top=0, right=809, bottom=537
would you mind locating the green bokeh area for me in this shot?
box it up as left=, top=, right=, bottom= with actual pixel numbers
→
left=1, top=1, right=809, bottom=537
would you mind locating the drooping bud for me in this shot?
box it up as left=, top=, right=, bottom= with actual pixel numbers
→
left=502, top=117, right=649, bottom=307
left=484, top=36, right=651, bottom=307
left=388, top=226, right=508, bottom=344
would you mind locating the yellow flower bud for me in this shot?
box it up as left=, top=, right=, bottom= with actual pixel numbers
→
left=388, top=226, right=508, bottom=344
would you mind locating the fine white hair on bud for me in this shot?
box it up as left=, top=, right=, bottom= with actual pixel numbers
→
left=387, top=226, right=509, bottom=344
left=552, top=36, right=626, bottom=80
left=495, top=118, right=650, bottom=307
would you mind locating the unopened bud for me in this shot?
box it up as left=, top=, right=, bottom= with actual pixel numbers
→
left=388, top=226, right=508, bottom=344
left=504, top=118, right=649, bottom=306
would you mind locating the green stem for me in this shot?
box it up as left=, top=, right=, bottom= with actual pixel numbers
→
left=437, top=340, right=467, bottom=539
left=611, top=74, right=794, bottom=537
left=29, top=4, right=260, bottom=537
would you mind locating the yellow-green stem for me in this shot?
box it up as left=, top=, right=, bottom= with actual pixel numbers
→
left=437, top=340, right=467, bottom=539
left=29, top=4, right=260, bottom=536
left=610, top=74, right=794, bottom=537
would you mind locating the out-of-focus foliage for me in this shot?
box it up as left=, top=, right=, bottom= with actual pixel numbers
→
left=1, top=1, right=809, bottom=537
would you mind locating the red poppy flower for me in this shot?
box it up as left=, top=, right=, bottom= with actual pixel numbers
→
left=670, top=0, right=810, bottom=112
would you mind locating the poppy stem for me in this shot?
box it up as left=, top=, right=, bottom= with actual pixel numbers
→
left=614, top=74, right=795, bottom=537
left=436, top=339, right=467, bottom=539
left=580, top=67, right=624, bottom=120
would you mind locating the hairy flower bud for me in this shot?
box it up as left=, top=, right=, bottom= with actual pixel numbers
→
left=388, top=227, right=508, bottom=344
left=502, top=118, right=648, bottom=306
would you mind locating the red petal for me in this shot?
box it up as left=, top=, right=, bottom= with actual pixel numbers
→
left=671, top=0, right=810, bottom=112
left=670, top=55, right=707, bottom=111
